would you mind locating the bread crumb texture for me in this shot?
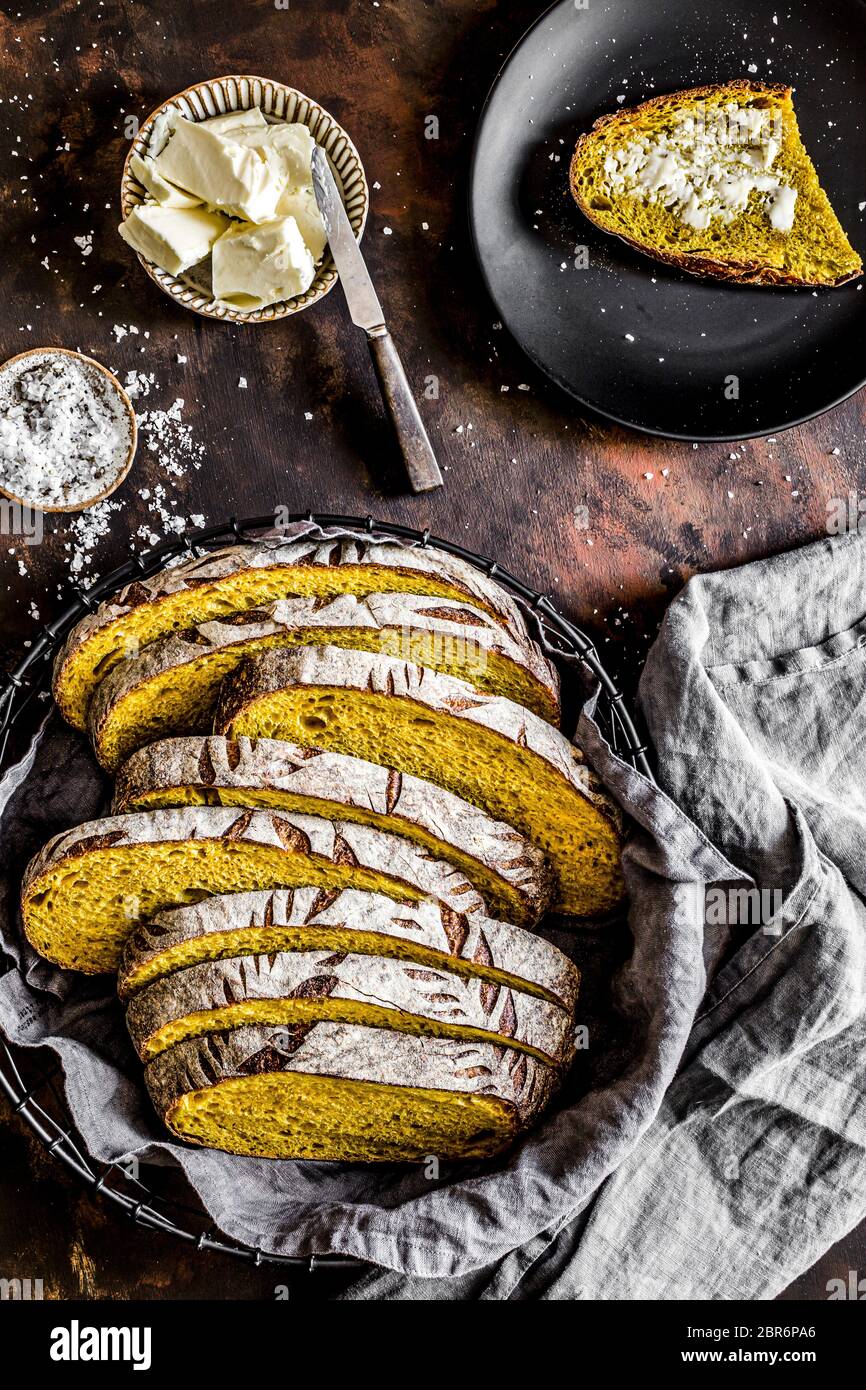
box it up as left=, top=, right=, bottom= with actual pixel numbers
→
left=20, top=808, right=492, bottom=974
left=146, top=1021, right=557, bottom=1160
left=87, top=590, right=560, bottom=771
left=570, top=82, right=862, bottom=286
left=52, top=539, right=532, bottom=730
left=113, top=737, right=553, bottom=928
left=215, top=646, right=625, bottom=917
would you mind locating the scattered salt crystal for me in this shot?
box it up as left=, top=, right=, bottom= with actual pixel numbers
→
left=238, top=377, right=247, bottom=389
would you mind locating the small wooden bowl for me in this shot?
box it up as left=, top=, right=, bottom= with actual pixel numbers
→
left=0, top=348, right=138, bottom=514
left=120, top=75, right=369, bottom=323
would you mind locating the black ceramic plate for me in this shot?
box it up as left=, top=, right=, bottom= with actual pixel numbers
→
left=469, top=0, right=866, bottom=440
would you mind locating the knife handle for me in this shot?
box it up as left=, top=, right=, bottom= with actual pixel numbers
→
left=367, top=331, right=443, bottom=493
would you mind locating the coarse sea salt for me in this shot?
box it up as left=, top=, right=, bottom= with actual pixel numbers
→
left=0, top=352, right=132, bottom=508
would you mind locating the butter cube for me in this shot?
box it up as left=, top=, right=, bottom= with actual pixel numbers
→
left=231, top=122, right=316, bottom=186
left=118, top=204, right=231, bottom=276
left=129, top=153, right=202, bottom=209
left=202, top=107, right=268, bottom=135
left=212, top=216, right=316, bottom=310
left=275, top=184, right=328, bottom=261
left=154, top=118, right=286, bottom=222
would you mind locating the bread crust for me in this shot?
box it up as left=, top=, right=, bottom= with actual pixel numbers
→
left=113, top=736, right=554, bottom=927
left=570, top=81, right=863, bottom=288
left=118, top=886, right=580, bottom=1009
left=53, top=538, right=538, bottom=730
left=215, top=645, right=621, bottom=838
left=145, top=1020, right=559, bottom=1156
left=21, top=805, right=504, bottom=972
left=87, top=590, right=561, bottom=770
left=213, top=645, right=624, bottom=917
left=124, top=948, right=575, bottom=1065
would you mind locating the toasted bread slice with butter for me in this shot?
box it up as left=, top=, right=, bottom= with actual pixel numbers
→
left=570, top=81, right=862, bottom=287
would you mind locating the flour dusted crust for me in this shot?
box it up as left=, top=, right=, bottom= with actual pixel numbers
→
left=217, top=645, right=621, bottom=831
left=214, top=647, right=624, bottom=917
left=21, top=806, right=494, bottom=973
left=87, top=589, right=560, bottom=769
left=118, top=887, right=581, bottom=1010
left=145, top=1019, right=559, bottom=1143
left=113, top=736, right=553, bottom=926
left=125, top=948, right=575, bottom=1064
left=53, top=538, right=537, bottom=729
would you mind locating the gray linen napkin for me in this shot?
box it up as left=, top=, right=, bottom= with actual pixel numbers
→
left=8, top=524, right=856, bottom=1283
left=342, top=530, right=866, bottom=1297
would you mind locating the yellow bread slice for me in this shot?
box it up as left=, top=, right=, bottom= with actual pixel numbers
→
left=21, top=807, right=496, bottom=975
left=114, top=737, right=553, bottom=928
left=215, top=647, right=625, bottom=917
left=124, top=949, right=574, bottom=1065
left=145, top=1021, right=559, bottom=1160
left=53, top=538, right=537, bottom=731
left=87, top=591, right=560, bottom=771
left=570, top=81, right=862, bottom=286
left=118, top=887, right=581, bottom=1009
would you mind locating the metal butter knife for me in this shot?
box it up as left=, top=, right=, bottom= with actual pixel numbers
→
left=312, top=146, right=443, bottom=494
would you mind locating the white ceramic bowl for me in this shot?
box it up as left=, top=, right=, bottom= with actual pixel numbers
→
left=120, top=75, right=369, bottom=323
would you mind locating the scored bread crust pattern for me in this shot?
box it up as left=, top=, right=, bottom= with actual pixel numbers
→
left=118, top=886, right=581, bottom=1010
left=145, top=1020, right=559, bottom=1135
left=124, top=948, right=576, bottom=1064
left=53, top=538, right=539, bottom=725
left=214, top=645, right=622, bottom=836
left=21, top=805, right=493, bottom=921
left=113, top=736, right=554, bottom=925
left=87, top=590, right=560, bottom=765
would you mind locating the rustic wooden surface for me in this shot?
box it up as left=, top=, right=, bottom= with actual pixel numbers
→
left=0, top=0, right=863, bottom=1301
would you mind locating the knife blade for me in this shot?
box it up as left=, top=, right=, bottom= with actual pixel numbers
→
left=312, top=146, right=443, bottom=492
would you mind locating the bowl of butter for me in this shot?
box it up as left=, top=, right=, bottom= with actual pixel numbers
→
left=118, top=76, right=368, bottom=322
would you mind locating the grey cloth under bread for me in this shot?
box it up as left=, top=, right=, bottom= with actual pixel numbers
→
left=341, top=529, right=866, bottom=1298
left=2, top=526, right=865, bottom=1294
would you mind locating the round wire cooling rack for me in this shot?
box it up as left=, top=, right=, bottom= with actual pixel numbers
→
left=0, top=511, right=653, bottom=1274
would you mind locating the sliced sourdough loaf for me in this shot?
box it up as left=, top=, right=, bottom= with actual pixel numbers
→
left=125, top=949, right=575, bottom=1064
left=53, top=538, right=536, bottom=731
left=145, top=1020, right=558, bottom=1160
left=21, top=807, right=495, bottom=974
left=215, top=647, right=625, bottom=917
left=87, top=591, right=560, bottom=771
left=118, top=887, right=581, bottom=1008
left=113, top=737, right=552, bottom=927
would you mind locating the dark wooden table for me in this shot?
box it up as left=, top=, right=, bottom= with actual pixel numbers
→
left=0, top=0, right=863, bottom=1301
